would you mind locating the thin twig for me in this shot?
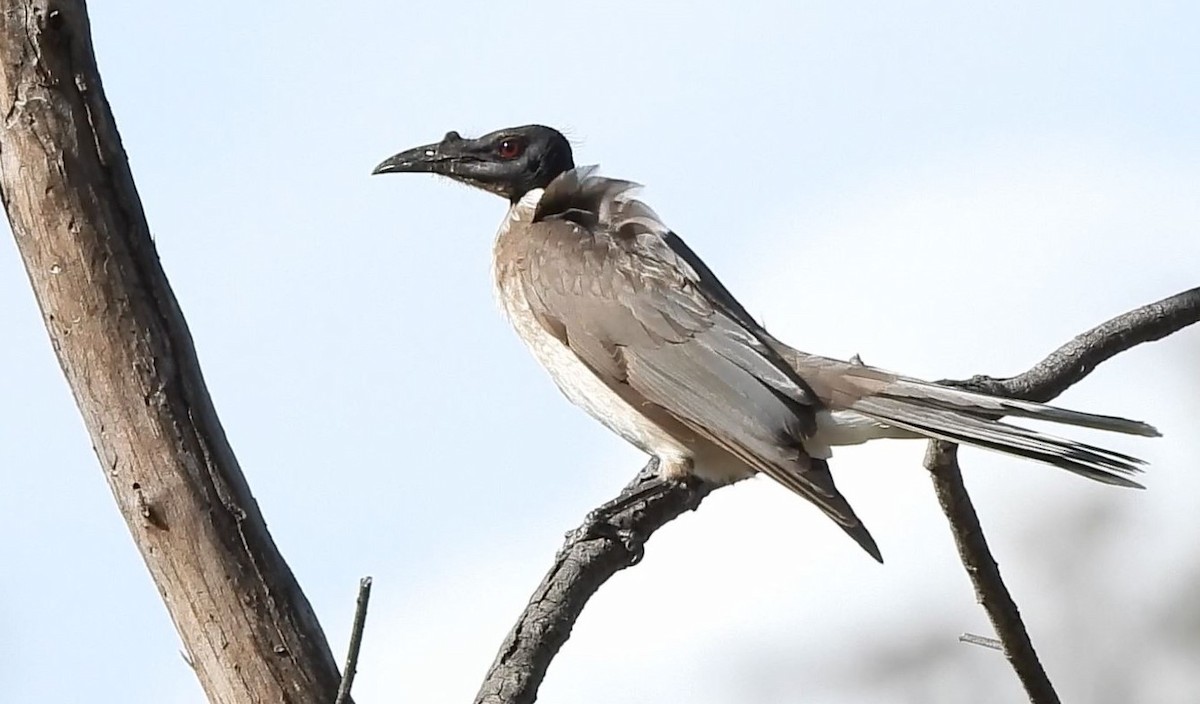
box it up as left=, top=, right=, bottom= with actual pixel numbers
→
left=475, top=286, right=1200, bottom=704
left=335, top=576, right=374, bottom=704
left=960, top=632, right=1005, bottom=651
left=925, top=285, right=1200, bottom=704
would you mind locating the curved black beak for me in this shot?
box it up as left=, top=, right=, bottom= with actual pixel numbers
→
left=371, top=128, right=544, bottom=200
left=372, top=131, right=468, bottom=176
left=372, top=143, right=441, bottom=175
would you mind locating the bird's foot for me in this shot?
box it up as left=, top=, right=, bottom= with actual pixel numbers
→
left=586, top=477, right=669, bottom=525
left=577, top=518, right=645, bottom=566
left=562, top=478, right=674, bottom=565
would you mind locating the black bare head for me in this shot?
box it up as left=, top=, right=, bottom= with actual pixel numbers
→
left=372, top=125, right=575, bottom=202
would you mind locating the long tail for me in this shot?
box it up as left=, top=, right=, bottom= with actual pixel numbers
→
left=773, top=346, right=1159, bottom=489
left=849, top=376, right=1157, bottom=488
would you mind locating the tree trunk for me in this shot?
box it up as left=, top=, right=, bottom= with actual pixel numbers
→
left=0, top=2, right=346, bottom=701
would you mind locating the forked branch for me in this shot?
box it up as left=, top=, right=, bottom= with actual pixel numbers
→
left=924, top=285, right=1200, bottom=704
left=476, top=286, right=1200, bottom=704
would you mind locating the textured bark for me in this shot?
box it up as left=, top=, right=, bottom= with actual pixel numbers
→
left=475, top=465, right=711, bottom=704
left=0, top=2, right=346, bottom=702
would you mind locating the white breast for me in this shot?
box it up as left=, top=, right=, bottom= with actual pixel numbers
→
left=491, top=192, right=692, bottom=467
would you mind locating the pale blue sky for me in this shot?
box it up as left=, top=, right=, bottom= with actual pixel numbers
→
left=2, top=2, right=1198, bottom=702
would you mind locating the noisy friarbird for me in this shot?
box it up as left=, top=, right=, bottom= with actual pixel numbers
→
left=373, top=125, right=1157, bottom=561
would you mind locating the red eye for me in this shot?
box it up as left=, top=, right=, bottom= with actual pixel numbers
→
left=497, top=138, right=525, bottom=159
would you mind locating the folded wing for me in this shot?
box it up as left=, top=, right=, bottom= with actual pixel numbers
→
left=520, top=169, right=882, bottom=560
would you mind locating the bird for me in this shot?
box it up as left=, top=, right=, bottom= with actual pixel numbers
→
left=372, top=124, right=1158, bottom=562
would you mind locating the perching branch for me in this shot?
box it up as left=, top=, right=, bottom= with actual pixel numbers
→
left=924, top=285, right=1200, bottom=704
left=0, top=2, right=349, bottom=702
left=476, top=286, right=1200, bottom=704
left=474, top=464, right=712, bottom=704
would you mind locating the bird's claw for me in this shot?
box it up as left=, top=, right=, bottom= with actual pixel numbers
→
left=567, top=510, right=645, bottom=565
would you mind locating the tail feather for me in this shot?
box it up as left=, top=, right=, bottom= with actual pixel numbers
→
left=851, top=396, right=1147, bottom=488
left=884, top=378, right=1160, bottom=437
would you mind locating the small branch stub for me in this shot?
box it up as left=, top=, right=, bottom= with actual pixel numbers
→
left=960, top=632, right=1005, bottom=651
left=335, top=576, right=374, bottom=704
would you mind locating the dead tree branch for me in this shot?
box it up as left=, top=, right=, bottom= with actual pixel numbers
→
left=475, top=465, right=711, bottom=704
left=0, top=2, right=348, bottom=702
left=924, top=285, right=1200, bottom=704
left=336, top=577, right=374, bottom=704
left=476, top=286, right=1200, bottom=704
left=926, top=441, right=1060, bottom=701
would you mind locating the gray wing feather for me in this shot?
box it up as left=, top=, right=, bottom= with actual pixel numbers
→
left=521, top=170, right=880, bottom=560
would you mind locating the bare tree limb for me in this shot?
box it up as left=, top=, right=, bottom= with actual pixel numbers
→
left=0, top=2, right=348, bottom=702
left=923, top=285, right=1200, bottom=704
left=474, top=465, right=712, bottom=704
left=926, top=443, right=1061, bottom=702
left=476, top=286, right=1200, bottom=704
left=941, top=286, right=1200, bottom=403
left=336, top=577, right=374, bottom=704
